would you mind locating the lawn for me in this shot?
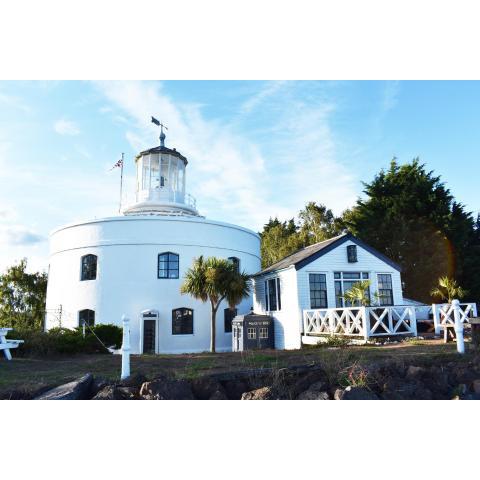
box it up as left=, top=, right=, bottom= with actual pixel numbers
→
left=0, top=338, right=464, bottom=399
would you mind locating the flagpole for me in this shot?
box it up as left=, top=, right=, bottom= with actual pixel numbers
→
left=119, top=152, right=124, bottom=213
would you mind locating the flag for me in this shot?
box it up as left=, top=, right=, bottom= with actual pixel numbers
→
left=110, top=158, right=123, bottom=170
left=151, top=116, right=160, bottom=126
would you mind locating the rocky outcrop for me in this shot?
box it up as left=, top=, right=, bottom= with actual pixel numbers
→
left=35, top=374, right=93, bottom=400
left=26, top=353, right=480, bottom=400
left=139, top=377, right=195, bottom=400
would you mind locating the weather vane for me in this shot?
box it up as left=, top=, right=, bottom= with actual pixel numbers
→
left=151, top=116, right=167, bottom=147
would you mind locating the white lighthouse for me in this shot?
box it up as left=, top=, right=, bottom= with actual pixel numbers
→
left=45, top=125, right=261, bottom=354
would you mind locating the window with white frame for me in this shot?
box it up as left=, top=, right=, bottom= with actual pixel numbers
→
left=158, top=252, right=179, bottom=279
left=334, top=271, right=370, bottom=307
left=224, top=308, right=237, bottom=333
left=264, top=277, right=281, bottom=311
left=172, top=308, right=193, bottom=335
left=228, top=256, right=240, bottom=273
left=81, top=254, right=97, bottom=281
left=259, top=327, right=268, bottom=339
left=309, top=273, right=328, bottom=308
left=79, top=309, right=95, bottom=327
left=377, top=274, right=394, bottom=306
left=247, top=327, right=256, bottom=339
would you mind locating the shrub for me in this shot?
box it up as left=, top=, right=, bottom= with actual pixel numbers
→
left=90, top=324, right=122, bottom=349
left=9, top=327, right=111, bottom=357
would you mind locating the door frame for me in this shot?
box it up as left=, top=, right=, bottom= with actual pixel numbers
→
left=140, top=309, right=159, bottom=354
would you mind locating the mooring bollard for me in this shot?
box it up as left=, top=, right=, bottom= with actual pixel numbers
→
left=452, top=299, right=465, bottom=354
left=121, top=315, right=131, bottom=380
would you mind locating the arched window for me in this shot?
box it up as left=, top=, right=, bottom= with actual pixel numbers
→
left=172, top=308, right=193, bottom=335
left=79, top=309, right=95, bottom=327
left=228, top=256, right=240, bottom=273
left=158, top=252, right=179, bottom=279
left=81, top=254, right=97, bottom=281
left=224, top=307, right=237, bottom=333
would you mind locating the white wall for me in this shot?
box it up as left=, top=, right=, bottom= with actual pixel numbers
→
left=296, top=239, right=403, bottom=317
left=252, top=267, right=302, bottom=350
left=45, top=215, right=261, bottom=354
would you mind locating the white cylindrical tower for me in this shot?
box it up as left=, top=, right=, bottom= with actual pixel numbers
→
left=45, top=126, right=261, bottom=354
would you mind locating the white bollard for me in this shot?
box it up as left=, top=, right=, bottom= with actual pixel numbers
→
left=121, top=315, right=131, bottom=380
left=452, top=299, right=465, bottom=354
left=432, top=304, right=441, bottom=336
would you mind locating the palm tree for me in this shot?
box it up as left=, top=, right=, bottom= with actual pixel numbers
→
left=342, top=280, right=373, bottom=307
left=180, top=256, right=250, bottom=352
left=431, top=276, right=467, bottom=303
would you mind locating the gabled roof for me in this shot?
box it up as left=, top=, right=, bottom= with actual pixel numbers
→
left=254, top=233, right=401, bottom=276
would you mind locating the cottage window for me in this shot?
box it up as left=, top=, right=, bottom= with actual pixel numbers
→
left=309, top=273, right=328, bottom=308
left=158, top=252, right=179, bottom=279
left=377, top=274, right=394, bottom=306
left=247, top=327, right=256, bottom=339
left=334, top=271, right=370, bottom=307
left=172, top=308, right=193, bottom=335
left=259, top=327, right=268, bottom=339
left=228, top=256, right=240, bottom=273
left=79, top=309, right=95, bottom=327
left=81, top=254, right=97, bottom=281
left=268, top=279, right=277, bottom=311
left=347, top=245, right=358, bottom=263
left=224, top=307, right=237, bottom=333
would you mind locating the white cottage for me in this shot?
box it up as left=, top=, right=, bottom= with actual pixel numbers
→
left=252, top=233, right=417, bottom=349
left=45, top=129, right=261, bottom=354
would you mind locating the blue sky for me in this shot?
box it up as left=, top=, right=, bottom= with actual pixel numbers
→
left=0, top=80, right=479, bottom=272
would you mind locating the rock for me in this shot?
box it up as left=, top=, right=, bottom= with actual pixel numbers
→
left=381, top=379, right=417, bottom=400
left=342, top=386, right=379, bottom=400
left=90, top=376, right=110, bottom=397
left=119, top=373, right=147, bottom=388
left=35, top=374, right=93, bottom=400
left=92, top=385, right=123, bottom=400
left=412, top=386, right=433, bottom=400
left=472, top=379, right=480, bottom=394
left=140, top=378, right=195, bottom=400
left=222, top=379, right=250, bottom=400
left=191, top=377, right=227, bottom=400
left=209, top=389, right=228, bottom=400
left=297, top=390, right=330, bottom=400
left=289, top=369, right=328, bottom=398
left=406, top=365, right=425, bottom=379
left=241, top=386, right=274, bottom=400
left=334, top=388, right=345, bottom=400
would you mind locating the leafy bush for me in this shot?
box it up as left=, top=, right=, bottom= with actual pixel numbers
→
left=9, top=326, right=114, bottom=357
left=89, top=324, right=123, bottom=349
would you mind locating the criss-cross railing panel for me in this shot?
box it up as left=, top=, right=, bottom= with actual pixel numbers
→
left=303, top=306, right=417, bottom=340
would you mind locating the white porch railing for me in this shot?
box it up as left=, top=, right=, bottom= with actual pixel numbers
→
left=303, top=305, right=417, bottom=341
left=432, top=302, right=478, bottom=335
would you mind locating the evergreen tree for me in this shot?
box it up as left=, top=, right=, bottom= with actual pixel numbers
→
left=0, top=259, right=48, bottom=330
left=343, top=159, right=478, bottom=303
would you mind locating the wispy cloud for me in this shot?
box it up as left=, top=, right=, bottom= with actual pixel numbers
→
left=382, top=81, right=400, bottom=112
left=239, top=81, right=288, bottom=115
left=0, top=92, right=31, bottom=113
left=94, top=81, right=358, bottom=228
left=54, top=119, right=81, bottom=136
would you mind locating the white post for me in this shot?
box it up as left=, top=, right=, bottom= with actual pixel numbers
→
left=452, top=299, right=465, bottom=354
left=432, top=303, right=441, bottom=336
left=362, top=307, right=369, bottom=341
left=409, top=306, right=418, bottom=336
left=121, top=315, right=131, bottom=380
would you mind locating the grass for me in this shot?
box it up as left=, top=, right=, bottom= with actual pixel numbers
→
left=0, top=339, right=466, bottom=398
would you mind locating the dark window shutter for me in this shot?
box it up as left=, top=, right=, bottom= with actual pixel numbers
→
left=347, top=245, right=358, bottom=263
